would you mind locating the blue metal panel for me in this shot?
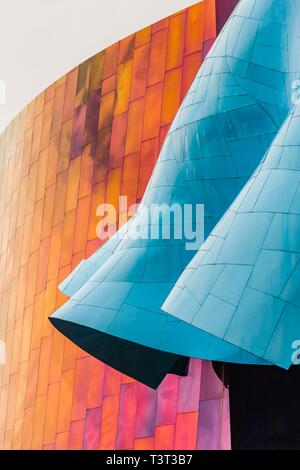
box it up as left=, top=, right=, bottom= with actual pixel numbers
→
left=165, top=103, right=300, bottom=369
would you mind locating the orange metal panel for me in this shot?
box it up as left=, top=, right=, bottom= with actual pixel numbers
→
left=174, top=412, right=198, bottom=450
left=31, top=394, right=47, bottom=449
left=154, top=425, right=175, bottom=450
left=43, top=381, right=61, bottom=444
left=130, top=43, right=150, bottom=101
left=161, top=67, right=182, bottom=126
left=185, top=2, right=205, bottom=55
left=99, top=394, right=120, bottom=450
left=166, top=12, right=186, bottom=70
left=148, top=29, right=168, bottom=86
left=57, top=369, right=75, bottom=433
left=114, top=60, right=133, bottom=116
left=125, top=98, right=145, bottom=156
left=142, top=83, right=163, bottom=140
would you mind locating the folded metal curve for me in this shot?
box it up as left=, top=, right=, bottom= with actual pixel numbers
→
left=164, top=102, right=300, bottom=370
left=50, top=0, right=300, bottom=387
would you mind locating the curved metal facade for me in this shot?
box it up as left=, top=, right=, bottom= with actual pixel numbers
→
left=51, top=0, right=300, bottom=382
left=0, top=0, right=233, bottom=450
left=164, top=0, right=300, bottom=369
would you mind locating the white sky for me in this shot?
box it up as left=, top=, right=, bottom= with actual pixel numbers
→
left=0, top=0, right=199, bottom=133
